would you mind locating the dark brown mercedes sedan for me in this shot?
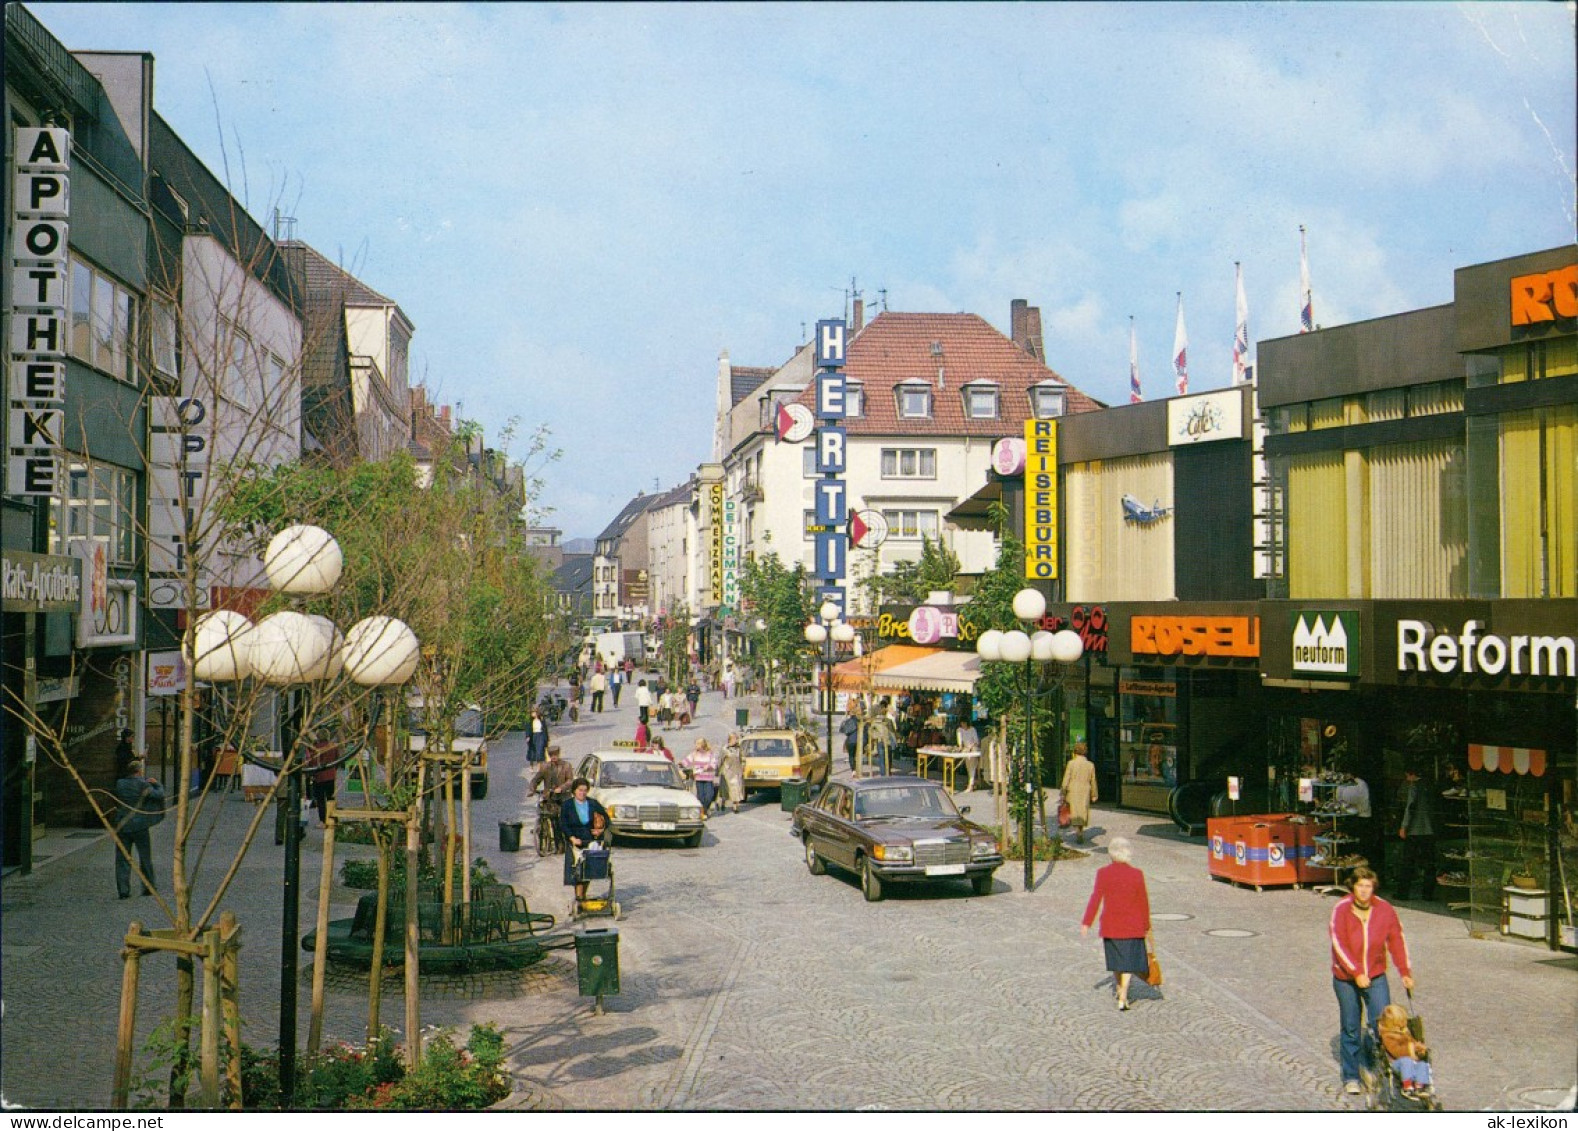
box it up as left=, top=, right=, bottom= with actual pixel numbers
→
left=790, top=776, right=1003, bottom=901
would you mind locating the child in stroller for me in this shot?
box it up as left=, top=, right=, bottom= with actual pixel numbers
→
left=1377, top=1003, right=1434, bottom=1100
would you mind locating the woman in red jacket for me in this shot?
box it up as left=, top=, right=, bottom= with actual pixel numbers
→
left=1330, top=866, right=1414, bottom=1095
left=1081, top=836, right=1152, bottom=1011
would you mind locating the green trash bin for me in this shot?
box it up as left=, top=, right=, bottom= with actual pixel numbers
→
left=575, top=926, right=620, bottom=1000
left=735, top=707, right=750, bottom=728
left=780, top=777, right=809, bottom=812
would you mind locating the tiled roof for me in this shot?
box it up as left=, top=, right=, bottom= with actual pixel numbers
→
left=650, top=481, right=693, bottom=510
left=794, top=311, right=1103, bottom=435
left=279, top=240, right=414, bottom=330
left=730, top=366, right=775, bottom=406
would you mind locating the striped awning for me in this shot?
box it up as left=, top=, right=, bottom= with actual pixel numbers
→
left=871, top=649, right=982, bottom=694
left=1468, top=745, right=1546, bottom=776
left=826, top=645, right=939, bottom=692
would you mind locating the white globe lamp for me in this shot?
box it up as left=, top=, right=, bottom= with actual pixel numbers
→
left=342, top=616, right=420, bottom=686
left=248, top=611, right=334, bottom=686
left=975, top=629, right=1004, bottom=663
left=1030, top=629, right=1056, bottom=662
left=804, top=622, right=828, bottom=645
left=999, top=630, right=1033, bottom=664
left=832, top=622, right=856, bottom=644
left=188, top=610, right=254, bottom=682
left=1012, top=587, right=1047, bottom=623
left=1050, top=629, right=1085, bottom=665
left=264, top=524, right=343, bottom=595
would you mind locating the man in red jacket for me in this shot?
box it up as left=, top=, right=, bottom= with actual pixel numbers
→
left=1329, top=866, right=1414, bottom=1094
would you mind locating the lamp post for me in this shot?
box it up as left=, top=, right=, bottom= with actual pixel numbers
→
left=975, top=587, right=1083, bottom=892
left=804, top=601, right=855, bottom=776
left=190, top=525, right=419, bottom=1107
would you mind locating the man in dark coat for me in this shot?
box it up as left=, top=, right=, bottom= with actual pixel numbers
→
left=114, top=758, right=163, bottom=898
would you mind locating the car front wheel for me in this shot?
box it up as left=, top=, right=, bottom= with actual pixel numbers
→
left=804, top=836, right=826, bottom=875
left=971, top=874, right=994, bottom=896
left=860, top=857, right=884, bottom=902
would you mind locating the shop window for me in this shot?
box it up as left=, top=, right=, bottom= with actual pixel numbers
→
left=1117, top=673, right=1179, bottom=814
left=1406, top=381, right=1464, bottom=417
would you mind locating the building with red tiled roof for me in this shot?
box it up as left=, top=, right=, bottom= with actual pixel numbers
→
left=716, top=301, right=1102, bottom=615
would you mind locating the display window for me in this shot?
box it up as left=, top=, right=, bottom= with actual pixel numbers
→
left=1118, top=673, right=1178, bottom=812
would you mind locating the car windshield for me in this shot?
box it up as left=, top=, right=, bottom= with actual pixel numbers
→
left=854, top=785, right=958, bottom=820
left=743, top=737, right=795, bottom=759
left=599, top=761, right=686, bottom=789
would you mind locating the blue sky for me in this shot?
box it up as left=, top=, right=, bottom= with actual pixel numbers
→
left=34, top=2, right=1575, bottom=539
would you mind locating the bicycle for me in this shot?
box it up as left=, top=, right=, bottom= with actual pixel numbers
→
left=535, top=801, right=563, bottom=857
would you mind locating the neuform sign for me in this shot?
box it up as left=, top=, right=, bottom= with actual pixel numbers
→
left=1398, top=619, right=1576, bottom=679
left=1292, top=612, right=1358, bottom=677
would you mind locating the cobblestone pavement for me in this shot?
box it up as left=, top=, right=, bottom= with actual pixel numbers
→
left=3, top=683, right=1575, bottom=1111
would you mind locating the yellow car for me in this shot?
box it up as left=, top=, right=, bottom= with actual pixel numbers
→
left=739, top=729, right=830, bottom=797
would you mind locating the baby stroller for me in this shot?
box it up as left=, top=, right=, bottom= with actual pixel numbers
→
left=1362, top=991, right=1440, bottom=1111
left=570, top=840, right=620, bottom=921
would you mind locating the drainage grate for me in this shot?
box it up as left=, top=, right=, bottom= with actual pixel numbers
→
left=1152, top=912, right=1193, bottom=922
left=1204, top=927, right=1258, bottom=938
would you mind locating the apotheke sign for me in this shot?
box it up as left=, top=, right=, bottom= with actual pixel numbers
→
left=1, top=549, right=80, bottom=611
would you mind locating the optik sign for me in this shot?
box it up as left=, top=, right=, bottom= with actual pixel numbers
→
left=812, top=319, right=848, bottom=618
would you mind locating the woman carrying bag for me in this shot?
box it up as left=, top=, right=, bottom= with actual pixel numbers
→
left=1080, top=836, right=1158, bottom=1011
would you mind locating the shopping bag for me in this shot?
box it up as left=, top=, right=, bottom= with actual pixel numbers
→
left=1057, top=800, right=1072, bottom=828
left=1406, top=990, right=1425, bottom=1041
left=1142, top=950, right=1164, bottom=987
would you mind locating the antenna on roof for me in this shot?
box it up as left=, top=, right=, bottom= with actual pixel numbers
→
left=272, top=208, right=297, bottom=242
left=878, top=288, right=888, bottom=312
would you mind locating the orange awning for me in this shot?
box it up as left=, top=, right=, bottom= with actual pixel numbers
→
left=826, top=644, right=940, bottom=692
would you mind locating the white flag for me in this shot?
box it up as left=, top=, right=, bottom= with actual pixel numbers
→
left=1129, top=317, right=1141, bottom=403
left=1173, top=293, right=1189, bottom=396
left=1233, top=263, right=1250, bottom=385
left=1299, top=226, right=1313, bottom=333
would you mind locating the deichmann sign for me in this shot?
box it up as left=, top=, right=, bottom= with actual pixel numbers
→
left=1292, top=611, right=1360, bottom=678
left=1131, top=615, right=1259, bottom=658
left=1024, top=419, right=1058, bottom=580
left=721, top=496, right=740, bottom=613
left=1398, top=619, right=1575, bottom=679
left=1, top=549, right=80, bottom=612
left=7, top=127, right=71, bottom=497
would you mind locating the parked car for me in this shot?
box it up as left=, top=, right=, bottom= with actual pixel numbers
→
left=790, top=776, right=1002, bottom=901
left=738, top=728, right=830, bottom=796
left=407, top=695, right=489, bottom=799
left=576, top=749, right=706, bottom=847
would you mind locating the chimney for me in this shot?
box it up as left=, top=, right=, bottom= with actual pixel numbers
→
left=851, top=296, right=864, bottom=334
left=1011, top=299, right=1028, bottom=349
left=1025, top=305, right=1046, bottom=363
left=439, top=405, right=450, bottom=427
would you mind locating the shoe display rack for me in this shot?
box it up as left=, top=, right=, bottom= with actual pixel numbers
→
left=1435, top=785, right=1480, bottom=914
left=1462, top=769, right=1550, bottom=943
left=1306, top=773, right=1364, bottom=896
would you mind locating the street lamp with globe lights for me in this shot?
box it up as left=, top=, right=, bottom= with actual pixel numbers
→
left=804, top=601, right=855, bottom=776
left=187, top=524, right=420, bottom=1105
left=975, top=587, right=1083, bottom=892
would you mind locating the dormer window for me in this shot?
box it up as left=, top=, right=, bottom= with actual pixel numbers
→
left=844, top=382, right=864, bottom=418
left=962, top=382, right=999, bottom=419
left=1030, top=382, right=1067, bottom=419
left=896, top=382, right=931, bottom=418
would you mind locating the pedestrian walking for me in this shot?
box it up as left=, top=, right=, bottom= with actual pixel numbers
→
left=530, top=744, right=575, bottom=809
left=636, top=680, right=652, bottom=724
left=559, top=778, right=609, bottom=905
left=651, top=736, right=673, bottom=762
left=305, top=732, right=341, bottom=825
left=1395, top=765, right=1436, bottom=901
left=684, top=737, right=720, bottom=813
left=113, top=728, right=136, bottom=777
left=1329, top=866, right=1413, bottom=1095
left=1059, top=742, right=1098, bottom=844
left=113, top=758, right=164, bottom=898
left=590, top=668, right=607, bottom=713
left=719, top=733, right=745, bottom=813
left=1080, top=836, right=1153, bottom=1011
left=528, top=706, right=550, bottom=764
left=841, top=714, right=860, bottom=772
left=685, top=679, right=701, bottom=724
left=634, top=720, right=651, bottom=750
left=956, top=718, right=980, bottom=790
left=721, top=665, right=735, bottom=700
left=610, top=667, right=623, bottom=708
